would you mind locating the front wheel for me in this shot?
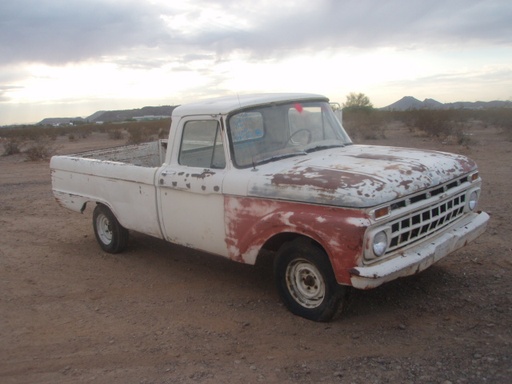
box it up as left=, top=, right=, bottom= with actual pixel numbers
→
left=274, top=238, right=347, bottom=322
left=92, top=204, right=129, bottom=253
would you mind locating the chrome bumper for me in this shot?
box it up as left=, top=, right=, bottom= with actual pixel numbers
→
left=349, top=211, right=490, bottom=289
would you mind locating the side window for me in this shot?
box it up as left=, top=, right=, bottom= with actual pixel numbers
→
left=179, top=120, right=226, bottom=169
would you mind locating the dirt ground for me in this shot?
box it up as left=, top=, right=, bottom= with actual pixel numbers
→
left=0, top=124, right=510, bottom=384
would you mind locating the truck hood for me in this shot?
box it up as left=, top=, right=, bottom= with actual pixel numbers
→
left=247, top=145, right=477, bottom=208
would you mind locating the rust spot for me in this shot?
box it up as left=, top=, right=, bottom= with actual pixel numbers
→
left=271, top=166, right=384, bottom=193
left=214, top=186, right=220, bottom=192
left=201, top=185, right=206, bottom=191
left=186, top=183, right=191, bottom=189
left=172, top=181, right=177, bottom=187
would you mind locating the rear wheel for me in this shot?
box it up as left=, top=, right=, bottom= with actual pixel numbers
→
left=92, top=204, right=129, bottom=253
left=274, top=238, right=346, bottom=322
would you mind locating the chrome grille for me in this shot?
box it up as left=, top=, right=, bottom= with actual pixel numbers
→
left=387, top=192, right=467, bottom=253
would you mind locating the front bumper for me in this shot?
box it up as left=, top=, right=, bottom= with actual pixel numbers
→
left=349, top=211, right=490, bottom=289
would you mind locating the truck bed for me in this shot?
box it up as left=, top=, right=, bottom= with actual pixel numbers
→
left=50, top=140, right=168, bottom=239
left=75, top=140, right=168, bottom=167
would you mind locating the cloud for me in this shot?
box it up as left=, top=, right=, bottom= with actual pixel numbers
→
left=167, top=0, right=512, bottom=58
left=0, top=0, right=170, bottom=65
left=1, top=0, right=510, bottom=67
left=0, top=85, right=24, bottom=102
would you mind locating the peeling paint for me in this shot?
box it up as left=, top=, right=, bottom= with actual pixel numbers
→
left=224, top=195, right=370, bottom=284
left=247, top=145, right=477, bottom=208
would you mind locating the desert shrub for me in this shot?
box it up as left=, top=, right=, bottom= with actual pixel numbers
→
left=452, top=123, right=474, bottom=147
left=410, top=110, right=456, bottom=138
left=75, top=126, right=92, bottom=139
left=126, top=126, right=147, bottom=144
left=24, top=137, right=58, bottom=161
left=343, top=109, right=386, bottom=140
left=108, top=129, right=124, bottom=140
left=2, top=138, right=22, bottom=156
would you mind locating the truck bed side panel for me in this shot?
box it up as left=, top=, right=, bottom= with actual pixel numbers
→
left=76, top=141, right=167, bottom=167
left=51, top=156, right=162, bottom=239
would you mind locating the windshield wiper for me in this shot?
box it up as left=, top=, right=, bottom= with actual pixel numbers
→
left=252, top=151, right=306, bottom=166
left=305, top=143, right=345, bottom=153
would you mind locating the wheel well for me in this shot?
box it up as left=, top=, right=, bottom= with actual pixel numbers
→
left=259, top=232, right=326, bottom=257
left=79, top=201, right=105, bottom=214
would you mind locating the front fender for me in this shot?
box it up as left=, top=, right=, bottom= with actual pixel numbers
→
left=224, top=196, right=370, bottom=284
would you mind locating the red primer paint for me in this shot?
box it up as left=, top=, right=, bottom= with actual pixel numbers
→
left=224, top=195, right=371, bottom=285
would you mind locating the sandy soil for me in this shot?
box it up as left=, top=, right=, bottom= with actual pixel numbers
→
left=0, top=125, right=510, bottom=384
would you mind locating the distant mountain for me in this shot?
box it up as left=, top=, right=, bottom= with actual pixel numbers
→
left=381, top=96, right=512, bottom=111
left=32, top=97, right=512, bottom=126
left=38, top=117, right=86, bottom=125
left=86, top=110, right=107, bottom=122
left=37, top=105, right=176, bottom=125
left=381, top=96, right=425, bottom=110
left=88, top=105, right=176, bottom=123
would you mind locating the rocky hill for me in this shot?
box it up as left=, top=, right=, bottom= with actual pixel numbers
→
left=38, top=105, right=176, bottom=125
left=381, top=96, right=512, bottom=111
left=89, top=105, right=175, bottom=123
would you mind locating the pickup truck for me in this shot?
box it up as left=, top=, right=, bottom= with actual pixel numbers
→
left=50, top=93, right=489, bottom=321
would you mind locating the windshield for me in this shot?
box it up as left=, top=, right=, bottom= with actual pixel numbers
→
left=227, top=100, right=352, bottom=168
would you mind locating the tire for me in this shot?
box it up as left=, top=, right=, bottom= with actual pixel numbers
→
left=274, top=238, right=347, bottom=322
left=92, top=204, right=129, bottom=253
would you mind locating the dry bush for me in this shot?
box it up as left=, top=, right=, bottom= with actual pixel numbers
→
left=73, top=126, right=92, bottom=139
left=410, top=110, right=456, bottom=138
left=343, top=109, right=386, bottom=140
left=491, top=110, right=512, bottom=141
left=2, top=138, right=22, bottom=156
left=107, top=129, right=124, bottom=140
left=126, top=126, right=147, bottom=144
left=452, top=123, right=474, bottom=147
left=24, top=137, right=58, bottom=161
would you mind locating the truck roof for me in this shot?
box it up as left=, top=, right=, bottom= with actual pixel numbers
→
left=172, top=93, right=329, bottom=116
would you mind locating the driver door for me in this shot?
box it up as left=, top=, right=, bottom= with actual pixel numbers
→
left=157, top=118, right=229, bottom=257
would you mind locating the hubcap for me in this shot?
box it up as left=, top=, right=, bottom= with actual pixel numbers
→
left=286, top=259, right=325, bottom=308
left=96, top=214, right=113, bottom=245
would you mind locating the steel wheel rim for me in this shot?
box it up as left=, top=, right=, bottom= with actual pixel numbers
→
left=285, top=259, right=325, bottom=308
left=96, top=214, right=113, bottom=245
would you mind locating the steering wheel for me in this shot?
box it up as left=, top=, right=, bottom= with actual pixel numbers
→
left=285, top=129, right=312, bottom=147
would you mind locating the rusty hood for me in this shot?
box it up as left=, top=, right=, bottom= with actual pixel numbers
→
left=247, top=145, right=477, bottom=208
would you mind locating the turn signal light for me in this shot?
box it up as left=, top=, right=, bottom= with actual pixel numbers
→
left=374, top=206, right=390, bottom=219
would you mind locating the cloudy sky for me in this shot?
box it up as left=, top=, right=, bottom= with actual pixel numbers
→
left=1, top=0, right=511, bottom=125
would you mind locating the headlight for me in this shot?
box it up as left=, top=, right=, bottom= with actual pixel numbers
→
left=468, top=190, right=479, bottom=211
left=372, top=231, right=388, bottom=257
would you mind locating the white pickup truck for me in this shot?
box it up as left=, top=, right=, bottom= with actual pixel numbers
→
left=51, top=93, right=489, bottom=321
